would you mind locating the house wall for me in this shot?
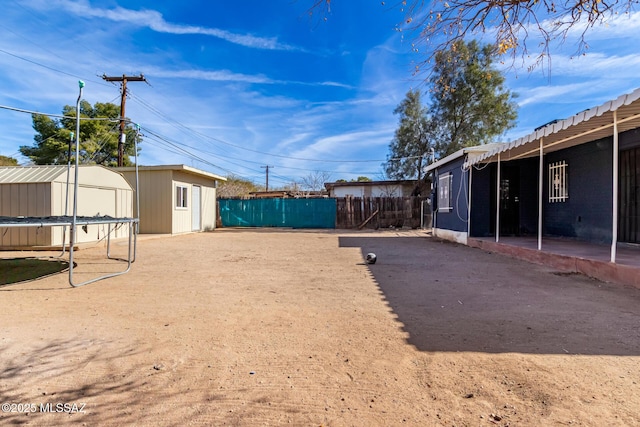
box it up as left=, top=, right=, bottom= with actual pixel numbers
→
left=332, top=186, right=364, bottom=197
left=121, top=170, right=173, bottom=234
left=518, top=158, right=540, bottom=235
left=469, top=164, right=493, bottom=237
left=201, top=185, right=217, bottom=231
left=433, top=157, right=469, bottom=233
left=544, top=138, right=613, bottom=243
left=121, top=169, right=218, bottom=234
left=172, top=178, right=192, bottom=234
left=620, top=127, right=640, bottom=151
left=172, top=170, right=218, bottom=233
left=331, top=184, right=413, bottom=198
left=374, top=184, right=413, bottom=197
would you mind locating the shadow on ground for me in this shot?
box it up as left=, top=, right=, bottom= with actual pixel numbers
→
left=340, top=234, right=640, bottom=356
left=0, top=258, right=69, bottom=286
left=0, top=338, right=195, bottom=427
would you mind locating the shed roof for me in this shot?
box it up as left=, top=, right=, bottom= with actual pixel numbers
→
left=464, top=87, right=640, bottom=168
left=0, top=165, right=130, bottom=188
left=0, top=165, right=69, bottom=183
left=116, top=164, right=226, bottom=181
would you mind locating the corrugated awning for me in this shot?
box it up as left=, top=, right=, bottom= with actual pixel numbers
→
left=464, top=88, right=640, bottom=168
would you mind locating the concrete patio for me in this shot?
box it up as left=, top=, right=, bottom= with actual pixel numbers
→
left=468, top=236, right=640, bottom=288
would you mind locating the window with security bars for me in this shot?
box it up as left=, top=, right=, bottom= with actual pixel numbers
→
left=438, top=173, right=452, bottom=212
left=548, top=161, right=568, bottom=202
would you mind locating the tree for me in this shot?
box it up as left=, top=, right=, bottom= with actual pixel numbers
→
left=307, top=0, right=635, bottom=69
left=218, top=175, right=263, bottom=198
left=300, top=170, right=331, bottom=196
left=429, top=40, right=518, bottom=157
left=19, top=101, right=141, bottom=166
left=0, top=155, right=18, bottom=166
left=385, top=89, right=432, bottom=181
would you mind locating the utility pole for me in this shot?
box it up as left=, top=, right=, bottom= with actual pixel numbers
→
left=261, top=165, right=274, bottom=191
left=102, top=74, right=146, bottom=166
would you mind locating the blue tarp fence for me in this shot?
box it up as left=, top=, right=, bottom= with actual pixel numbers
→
left=219, top=198, right=336, bottom=228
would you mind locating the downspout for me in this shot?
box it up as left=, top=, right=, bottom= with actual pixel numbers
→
left=467, top=162, right=472, bottom=239
left=538, top=138, right=544, bottom=251
left=433, top=169, right=437, bottom=233
left=611, top=111, right=619, bottom=263
left=496, top=153, right=501, bottom=242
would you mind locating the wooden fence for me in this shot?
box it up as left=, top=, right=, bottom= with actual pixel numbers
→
left=336, top=196, right=430, bottom=229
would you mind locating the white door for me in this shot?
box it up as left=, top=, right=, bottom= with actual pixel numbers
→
left=192, top=185, right=201, bottom=231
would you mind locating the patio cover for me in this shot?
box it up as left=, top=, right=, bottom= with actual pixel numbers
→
left=464, top=88, right=640, bottom=168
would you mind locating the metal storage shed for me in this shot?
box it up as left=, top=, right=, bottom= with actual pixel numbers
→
left=0, top=165, right=133, bottom=249
left=117, top=165, right=226, bottom=234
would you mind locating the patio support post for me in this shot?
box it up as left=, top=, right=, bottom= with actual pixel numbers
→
left=496, top=153, right=501, bottom=242
left=538, top=138, right=544, bottom=250
left=611, top=111, right=619, bottom=263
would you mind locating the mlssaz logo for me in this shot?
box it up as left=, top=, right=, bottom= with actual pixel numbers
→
left=40, top=402, right=87, bottom=414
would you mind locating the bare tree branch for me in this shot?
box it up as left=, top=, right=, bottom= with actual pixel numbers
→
left=307, top=0, right=638, bottom=71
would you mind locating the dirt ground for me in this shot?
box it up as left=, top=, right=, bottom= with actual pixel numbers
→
left=0, top=229, right=639, bottom=426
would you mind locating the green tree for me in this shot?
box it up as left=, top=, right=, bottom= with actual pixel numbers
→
left=385, top=89, right=432, bottom=181
left=20, top=101, right=141, bottom=166
left=0, top=155, right=19, bottom=166
left=429, top=40, right=518, bottom=157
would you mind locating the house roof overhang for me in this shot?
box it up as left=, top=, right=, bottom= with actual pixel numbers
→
left=116, top=164, right=227, bottom=181
left=424, top=143, right=503, bottom=174
left=464, top=87, right=640, bottom=169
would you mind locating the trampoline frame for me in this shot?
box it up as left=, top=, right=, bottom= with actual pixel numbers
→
left=0, top=81, right=140, bottom=287
left=0, top=216, right=138, bottom=287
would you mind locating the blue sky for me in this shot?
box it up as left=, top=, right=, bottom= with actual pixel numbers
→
left=1, top=1, right=639, bottom=188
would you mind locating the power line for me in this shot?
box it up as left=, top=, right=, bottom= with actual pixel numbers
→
left=128, top=92, right=398, bottom=164
left=0, top=103, right=119, bottom=121
left=0, top=48, right=108, bottom=88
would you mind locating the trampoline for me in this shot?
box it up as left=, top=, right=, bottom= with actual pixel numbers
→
left=0, top=81, right=140, bottom=287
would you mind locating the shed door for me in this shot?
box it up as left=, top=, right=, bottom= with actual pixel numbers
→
left=192, top=185, right=201, bottom=231
left=620, top=147, right=639, bottom=243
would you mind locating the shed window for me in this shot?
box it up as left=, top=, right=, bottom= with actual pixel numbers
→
left=549, top=161, right=569, bottom=203
left=176, top=185, right=188, bottom=209
left=438, top=173, right=453, bottom=212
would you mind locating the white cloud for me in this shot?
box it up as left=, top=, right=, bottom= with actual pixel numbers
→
left=549, top=10, right=640, bottom=41
left=35, top=0, right=303, bottom=51
left=148, top=68, right=276, bottom=84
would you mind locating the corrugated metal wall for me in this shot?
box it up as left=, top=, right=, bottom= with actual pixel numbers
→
left=0, top=166, right=133, bottom=248
left=0, top=182, right=52, bottom=246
